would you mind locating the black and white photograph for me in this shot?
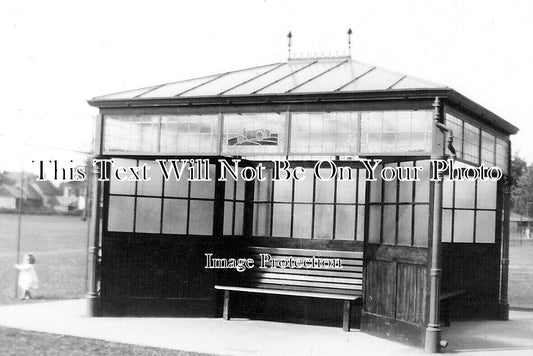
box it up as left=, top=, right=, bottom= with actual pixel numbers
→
left=1, top=1, right=532, bottom=355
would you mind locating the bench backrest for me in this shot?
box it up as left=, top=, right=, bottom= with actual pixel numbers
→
left=224, top=246, right=363, bottom=297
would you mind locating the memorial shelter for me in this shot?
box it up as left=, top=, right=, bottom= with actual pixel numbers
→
left=88, top=55, right=518, bottom=352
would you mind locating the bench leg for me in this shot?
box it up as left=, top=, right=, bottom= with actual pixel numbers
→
left=223, top=290, right=230, bottom=320
left=343, top=300, right=351, bottom=332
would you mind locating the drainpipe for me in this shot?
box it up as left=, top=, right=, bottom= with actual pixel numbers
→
left=87, top=115, right=103, bottom=316
left=499, top=178, right=511, bottom=320
left=425, top=97, right=455, bottom=353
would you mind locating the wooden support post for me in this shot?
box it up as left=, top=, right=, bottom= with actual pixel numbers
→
left=343, top=300, right=351, bottom=332
left=223, top=290, right=230, bottom=320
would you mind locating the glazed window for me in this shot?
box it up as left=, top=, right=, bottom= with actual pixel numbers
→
left=290, top=112, right=358, bottom=154
left=253, top=165, right=366, bottom=241
left=222, top=113, right=286, bottom=155
left=360, top=110, right=432, bottom=154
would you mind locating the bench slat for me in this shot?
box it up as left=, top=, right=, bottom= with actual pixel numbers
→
left=247, top=271, right=363, bottom=285
left=246, top=246, right=363, bottom=259
left=215, top=285, right=361, bottom=300
left=246, top=267, right=363, bottom=278
left=247, top=277, right=362, bottom=290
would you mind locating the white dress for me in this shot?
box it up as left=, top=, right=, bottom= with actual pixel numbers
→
left=15, top=263, right=39, bottom=290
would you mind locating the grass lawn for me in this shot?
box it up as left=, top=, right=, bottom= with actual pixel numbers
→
left=0, top=212, right=532, bottom=355
left=0, top=326, right=213, bottom=356
left=0, top=213, right=88, bottom=305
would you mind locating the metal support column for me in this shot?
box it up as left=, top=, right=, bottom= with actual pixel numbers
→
left=86, top=161, right=101, bottom=316
left=499, top=178, right=511, bottom=320
left=87, top=114, right=103, bottom=317
left=425, top=97, right=448, bottom=353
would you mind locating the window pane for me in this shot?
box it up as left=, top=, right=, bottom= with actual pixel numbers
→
left=413, top=205, right=429, bottom=247
left=454, top=210, right=474, bottom=242
left=357, top=207, right=365, bottom=241
left=290, top=112, right=358, bottom=154
left=272, top=204, right=291, bottom=237
left=368, top=205, right=381, bottom=243
left=190, top=164, right=216, bottom=199
left=445, top=113, right=463, bottom=159
left=481, top=131, right=496, bottom=166
left=189, top=200, right=214, bottom=235
left=496, top=138, right=509, bottom=174
left=253, top=203, right=271, bottom=236
left=463, top=122, right=480, bottom=163
left=225, top=176, right=235, bottom=200
left=382, top=205, right=396, bottom=244
left=476, top=211, right=496, bottom=243
left=443, top=180, right=454, bottom=208
left=314, top=205, right=334, bottom=239
left=108, top=196, right=134, bottom=232
left=160, top=115, right=219, bottom=154
left=104, top=116, right=159, bottom=153
left=223, top=113, right=286, bottom=155
left=234, top=202, right=244, bottom=235
left=337, top=174, right=357, bottom=203
left=293, top=204, right=312, bottom=238
left=397, top=205, right=412, bottom=246
left=398, top=162, right=413, bottom=203
left=415, top=161, right=430, bottom=203
left=315, top=172, right=335, bottom=203
left=137, top=160, right=163, bottom=196
left=135, top=198, right=161, bottom=233
left=254, top=170, right=272, bottom=201
left=383, top=166, right=397, bottom=203
left=369, top=165, right=382, bottom=202
left=164, top=165, right=189, bottom=198
left=358, top=170, right=367, bottom=203
left=442, top=209, right=453, bottom=243
left=162, top=199, right=188, bottom=234
left=223, top=202, right=234, bottom=235
left=455, top=180, right=476, bottom=208
left=335, top=205, right=355, bottom=240
left=294, top=170, right=314, bottom=202
left=477, top=180, right=497, bottom=209
left=360, top=110, right=432, bottom=154
left=236, top=174, right=246, bottom=201
left=109, top=159, right=137, bottom=195
left=273, top=179, right=292, bottom=202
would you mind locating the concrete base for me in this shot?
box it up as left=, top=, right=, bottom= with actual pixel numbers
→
left=86, top=294, right=99, bottom=317
left=498, top=302, right=509, bottom=321
left=1, top=299, right=533, bottom=355
left=424, top=326, right=442, bottom=353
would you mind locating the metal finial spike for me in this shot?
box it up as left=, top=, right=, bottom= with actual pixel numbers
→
left=347, top=28, right=353, bottom=57
left=287, top=31, right=292, bottom=60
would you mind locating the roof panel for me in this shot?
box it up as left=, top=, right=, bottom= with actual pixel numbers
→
left=224, top=60, right=315, bottom=95
left=391, top=76, right=442, bottom=89
left=291, top=60, right=373, bottom=93
left=139, top=75, right=220, bottom=98
left=258, top=59, right=344, bottom=94
left=93, top=86, right=160, bottom=100
left=180, top=63, right=282, bottom=97
left=340, top=68, right=404, bottom=91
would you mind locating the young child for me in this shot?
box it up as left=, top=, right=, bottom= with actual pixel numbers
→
left=15, top=254, right=39, bottom=300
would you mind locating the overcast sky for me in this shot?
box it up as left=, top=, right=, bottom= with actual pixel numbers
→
left=1, top=0, right=532, bottom=175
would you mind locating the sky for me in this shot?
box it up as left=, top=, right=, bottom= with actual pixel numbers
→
left=1, top=0, right=532, bottom=175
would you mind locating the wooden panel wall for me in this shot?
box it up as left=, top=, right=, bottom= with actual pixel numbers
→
left=361, top=244, right=429, bottom=347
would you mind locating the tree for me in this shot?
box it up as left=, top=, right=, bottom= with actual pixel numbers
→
left=511, top=154, right=533, bottom=216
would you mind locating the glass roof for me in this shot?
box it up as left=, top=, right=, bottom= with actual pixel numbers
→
left=93, top=57, right=448, bottom=100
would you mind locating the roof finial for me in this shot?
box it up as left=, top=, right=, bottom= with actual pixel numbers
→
left=347, top=28, right=353, bottom=58
left=287, top=31, right=292, bottom=60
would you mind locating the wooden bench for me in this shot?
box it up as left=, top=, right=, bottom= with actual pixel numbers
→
left=215, top=246, right=363, bottom=331
left=440, top=289, right=466, bottom=327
